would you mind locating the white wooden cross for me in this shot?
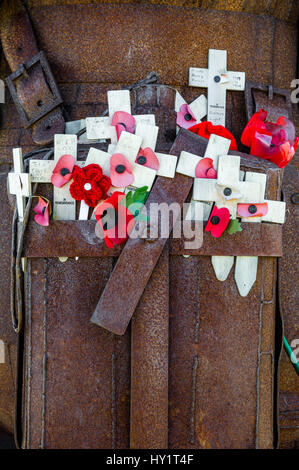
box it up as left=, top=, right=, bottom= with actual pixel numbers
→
left=29, top=134, right=78, bottom=221
left=175, top=91, right=208, bottom=133
left=176, top=136, right=286, bottom=294
left=86, top=90, right=156, bottom=143
left=8, top=148, right=31, bottom=222
left=177, top=134, right=237, bottom=280
left=189, top=49, right=245, bottom=126
left=235, top=173, right=286, bottom=296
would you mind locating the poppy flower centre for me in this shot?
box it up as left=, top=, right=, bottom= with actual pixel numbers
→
left=211, top=216, right=220, bottom=225
left=248, top=204, right=257, bottom=214
left=84, top=182, right=92, bottom=191
left=137, top=155, right=147, bottom=165
left=223, top=187, right=232, bottom=196
left=100, top=207, right=118, bottom=230
left=184, top=113, right=192, bottom=121
left=60, top=167, right=70, bottom=176
left=116, top=164, right=126, bottom=174
left=214, top=75, right=221, bottom=83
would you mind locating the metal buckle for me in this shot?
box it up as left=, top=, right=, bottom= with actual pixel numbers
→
left=245, top=81, right=293, bottom=121
left=6, top=51, right=63, bottom=128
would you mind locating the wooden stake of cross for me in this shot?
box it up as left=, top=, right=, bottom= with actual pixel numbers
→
left=189, top=49, right=245, bottom=126
left=177, top=134, right=239, bottom=281
left=8, top=148, right=31, bottom=222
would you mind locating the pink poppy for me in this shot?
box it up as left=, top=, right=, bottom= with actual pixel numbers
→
left=95, top=191, right=135, bottom=248
left=241, top=109, right=299, bottom=168
left=110, top=153, right=134, bottom=187
left=51, top=154, right=75, bottom=188
left=136, top=147, right=159, bottom=171
left=237, top=203, right=268, bottom=218
left=195, top=158, right=217, bottom=179
left=176, top=104, right=197, bottom=129
left=111, top=111, right=135, bottom=140
left=33, top=197, right=50, bottom=226
left=205, top=205, right=230, bottom=238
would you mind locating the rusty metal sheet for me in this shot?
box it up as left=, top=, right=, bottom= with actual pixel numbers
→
left=130, top=247, right=169, bottom=449
left=0, top=173, right=17, bottom=435
left=90, top=129, right=282, bottom=336
left=23, top=220, right=283, bottom=258
left=90, top=130, right=195, bottom=335
left=168, top=254, right=276, bottom=448
left=23, top=257, right=130, bottom=449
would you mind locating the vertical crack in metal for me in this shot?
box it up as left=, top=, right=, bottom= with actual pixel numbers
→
left=194, top=257, right=200, bottom=344
left=255, top=258, right=265, bottom=449
left=189, top=355, right=198, bottom=445
left=40, top=259, right=48, bottom=449
left=111, top=345, right=117, bottom=449
left=25, top=259, right=32, bottom=449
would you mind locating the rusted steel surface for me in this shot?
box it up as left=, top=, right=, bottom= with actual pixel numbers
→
left=23, top=220, right=283, bottom=258
left=91, top=131, right=195, bottom=335
left=245, top=82, right=293, bottom=123
left=23, top=257, right=131, bottom=449
left=0, top=0, right=65, bottom=144
left=0, top=0, right=296, bottom=449
left=132, top=85, right=176, bottom=153
left=130, top=247, right=169, bottom=449
left=0, top=173, right=17, bottom=435
left=278, top=164, right=299, bottom=448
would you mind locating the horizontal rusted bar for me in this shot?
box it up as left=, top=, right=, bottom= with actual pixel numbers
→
left=23, top=220, right=282, bottom=258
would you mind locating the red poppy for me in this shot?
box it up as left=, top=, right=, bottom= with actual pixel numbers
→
left=205, top=205, right=230, bottom=238
left=195, top=157, right=217, bottom=179
left=51, top=154, right=75, bottom=187
left=110, top=153, right=134, bottom=187
left=94, top=191, right=135, bottom=248
left=136, top=147, right=159, bottom=171
left=176, top=104, right=197, bottom=129
left=111, top=111, right=135, bottom=140
left=189, top=121, right=238, bottom=151
left=33, top=197, right=50, bottom=226
left=241, top=109, right=299, bottom=168
left=69, top=164, right=111, bottom=207
left=237, top=203, right=268, bottom=218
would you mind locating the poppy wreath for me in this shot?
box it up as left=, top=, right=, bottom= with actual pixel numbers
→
left=189, top=121, right=238, bottom=151
left=241, top=109, right=299, bottom=168
left=69, top=164, right=111, bottom=207
left=95, top=191, right=135, bottom=248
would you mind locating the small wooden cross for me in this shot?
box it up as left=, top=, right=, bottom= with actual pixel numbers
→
left=235, top=172, right=286, bottom=296
left=176, top=136, right=286, bottom=294
left=86, top=90, right=156, bottom=142
left=30, top=134, right=78, bottom=221
left=175, top=91, right=208, bottom=132
left=189, top=49, right=245, bottom=126
left=8, top=148, right=31, bottom=222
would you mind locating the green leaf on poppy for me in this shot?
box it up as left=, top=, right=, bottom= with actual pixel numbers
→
left=226, top=219, right=243, bottom=235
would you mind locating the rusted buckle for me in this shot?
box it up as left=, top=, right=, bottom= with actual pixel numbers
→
left=6, top=51, right=63, bottom=128
left=245, top=81, right=293, bottom=121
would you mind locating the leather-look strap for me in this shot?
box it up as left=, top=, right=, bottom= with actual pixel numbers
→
left=0, top=0, right=65, bottom=144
